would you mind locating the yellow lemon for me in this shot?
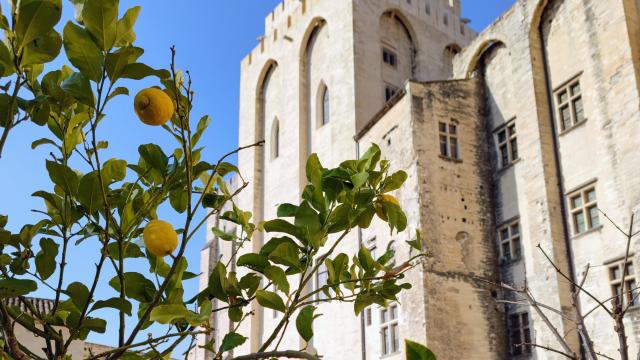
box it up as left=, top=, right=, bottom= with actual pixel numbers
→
left=134, top=88, right=175, bottom=126
left=143, top=220, right=178, bottom=257
left=375, top=194, right=400, bottom=221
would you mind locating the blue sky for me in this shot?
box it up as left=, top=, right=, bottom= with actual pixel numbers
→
left=0, top=0, right=514, bottom=354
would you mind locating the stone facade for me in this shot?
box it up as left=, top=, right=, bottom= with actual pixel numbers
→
left=194, top=0, right=640, bottom=359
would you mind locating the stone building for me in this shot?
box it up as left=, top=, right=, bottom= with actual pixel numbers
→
left=193, top=0, right=640, bottom=359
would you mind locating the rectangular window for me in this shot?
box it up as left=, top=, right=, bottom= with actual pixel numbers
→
left=498, top=219, right=521, bottom=262
left=316, top=261, right=329, bottom=300
left=494, top=120, right=518, bottom=169
left=385, top=84, right=400, bottom=102
left=382, top=47, right=398, bottom=67
left=609, top=260, right=639, bottom=307
left=439, top=121, right=459, bottom=160
left=381, top=304, right=400, bottom=355
left=509, top=313, right=532, bottom=355
left=365, top=307, right=372, bottom=326
left=425, top=2, right=431, bottom=15
left=568, top=184, right=599, bottom=235
left=555, top=76, right=585, bottom=132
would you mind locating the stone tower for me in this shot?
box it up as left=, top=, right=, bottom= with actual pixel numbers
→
left=193, top=0, right=640, bottom=359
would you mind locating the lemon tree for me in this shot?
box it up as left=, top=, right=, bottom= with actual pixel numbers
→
left=0, top=1, right=434, bottom=359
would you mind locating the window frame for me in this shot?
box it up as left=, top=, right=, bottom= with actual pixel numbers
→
left=498, top=218, right=521, bottom=263
left=508, top=312, right=532, bottom=356
left=567, top=184, right=599, bottom=236
left=494, top=118, right=518, bottom=169
left=554, top=75, right=586, bottom=133
left=438, top=120, right=460, bottom=160
left=384, top=83, right=400, bottom=103
left=317, top=83, right=330, bottom=128
left=380, top=304, right=400, bottom=356
left=382, top=47, right=398, bottom=68
left=608, top=259, right=639, bottom=308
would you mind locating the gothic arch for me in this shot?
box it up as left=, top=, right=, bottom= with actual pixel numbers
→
left=253, top=59, right=278, bottom=234
left=298, top=17, right=328, bottom=191
left=380, top=9, right=418, bottom=77
left=443, top=43, right=462, bottom=77
left=380, top=9, right=418, bottom=51
left=464, top=39, right=507, bottom=78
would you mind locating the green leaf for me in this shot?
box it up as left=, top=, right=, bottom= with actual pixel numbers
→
left=236, top=253, right=269, bottom=273
left=277, top=203, right=298, bottom=217
left=67, top=282, right=90, bottom=310
left=105, top=46, right=143, bottom=81
left=212, top=227, right=236, bottom=241
left=219, top=332, right=247, bottom=353
left=351, top=171, right=369, bottom=189
left=358, top=247, right=375, bottom=273
left=138, top=143, right=167, bottom=173
left=63, top=21, right=103, bottom=82
left=295, top=305, right=317, bottom=342
left=109, top=272, right=157, bottom=302
left=90, top=297, right=132, bottom=316
left=149, top=304, right=189, bottom=324
left=31, top=138, right=57, bottom=150
left=35, top=237, right=58, bottom=280
left=46, top=160, right=79, bottom=196
left=354, top=293, right=379, bottom=315
left=381, top=170, right=408, bottom=193
left=0, top=279, right=37, bottom=298
left=15, top=0, right=62, bottom=51
left=256, top=290, right=285, bottom=313
left=106, top=242, right=144, bottom=260
left=115, top=6, right=140, bottom=47
left=119, top=62, right=170, bottom=80
left=262, top=219, right=303, bottom=239
left=0, top=215, right=7, bottom=228
left=77, top=171, right=103, bottom=214
left=82, top=0, right=118, bottom=50
left=306, top=153, right=323, bottom=188
left=191, top=115, right=211, bottom=146
left=69, top=0, right=85, bottom=22
left=264, top=266, right=289, bottom=294
left=405, top=339, right=437, bottom=360
left=22, top=29, right=62, bottom=65
left=106, top=87, right=129, bottom=102
left=383, top=200, right=407, bottom=233
left=294, top=201, right=322, bottom=249
left=102, top=158, right=126, bottom=184
left=406, top=230, right=423, bottom=252
left=0, top=42, right=14, bottom=76
left=267, top=242, right=301, bottom=269
left=60, top=72, right=94, bottom=107
left=169, top=189, right=188, bottom=213
left=81, top=317, right=106, bottom=334
left=239, top=273, right=261, bottom=297
left=0, top=94, right=18, bottom=128
left=207, top=262, right=227, bottom=301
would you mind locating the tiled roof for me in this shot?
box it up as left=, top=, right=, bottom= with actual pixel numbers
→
left=3, top=296, right=55, bottom=315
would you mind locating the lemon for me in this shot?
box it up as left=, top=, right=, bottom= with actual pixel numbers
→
left=143, top=220, right=178, bottom=257
left=134, top=88, right=175, bottom=126
left=375, top=194, right=400, bottom=221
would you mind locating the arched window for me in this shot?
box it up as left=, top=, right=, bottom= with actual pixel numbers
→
left=321, top=85, right=330, bottom=126
left=271, top=118, right=279, bottom=159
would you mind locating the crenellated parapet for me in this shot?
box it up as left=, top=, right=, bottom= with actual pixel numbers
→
left=242, top=0, right=474, bottom=69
